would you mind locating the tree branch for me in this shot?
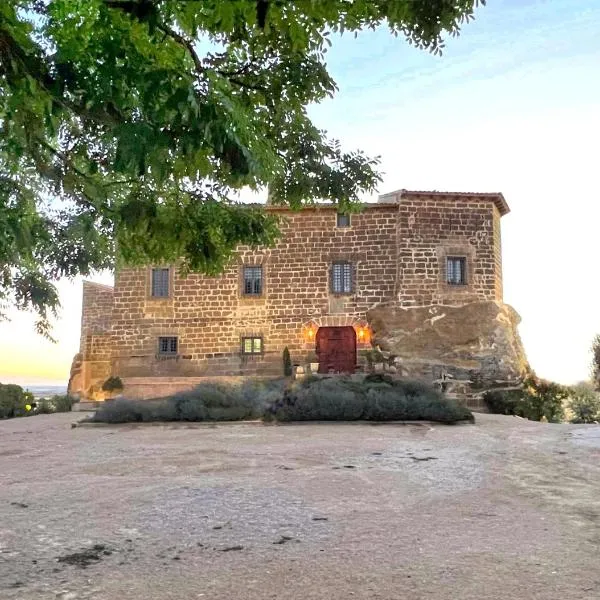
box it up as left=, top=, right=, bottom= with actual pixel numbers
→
left=157, top=22, right=205, bottom=75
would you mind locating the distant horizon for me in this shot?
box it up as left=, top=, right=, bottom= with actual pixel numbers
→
left=0, top=376, right=69, bottom=388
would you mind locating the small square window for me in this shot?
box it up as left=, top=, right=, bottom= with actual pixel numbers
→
left=447, top=257, right=467, bottom=285
left=151, top=268, right=170, bottom=297
left=158, top=336, right=178, bottom=355
left=241, top=336, right=263, bottom=355
left=336, top=213, right=351, bottom=228
left=243, top=266, right=263, bottom=296
left=331, top=262, right=353, bottom=294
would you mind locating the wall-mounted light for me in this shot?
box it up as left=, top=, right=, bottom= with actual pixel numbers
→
left=354, top=323, right=371, bottom=344
left=303, top=322, right=318, bottom=342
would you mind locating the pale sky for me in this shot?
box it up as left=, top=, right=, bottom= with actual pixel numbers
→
left=1, top=0, right=599, bottom=386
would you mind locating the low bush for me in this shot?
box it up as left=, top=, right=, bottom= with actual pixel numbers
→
left=0, top=383, right=34, bottom=418
left=568, top=383, right=600, bottom=423
left=91, top=379, right=286, bottom=423
left=47, top=395, right=76, bottom=413
left=102, top=376, right=124, bottom=393
left=483, top=376, right=568, bottom=422
left=0, top=384, right=74, bottom=418
left=268, top=375, right=473, bottom=424
left=90, top=376, right=472, bottom=424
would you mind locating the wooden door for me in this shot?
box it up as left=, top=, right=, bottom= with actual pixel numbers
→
left=315, top=326, right=357, bottom=374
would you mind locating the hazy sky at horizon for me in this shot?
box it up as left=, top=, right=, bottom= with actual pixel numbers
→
left=1, top=0, right=599, bottom=386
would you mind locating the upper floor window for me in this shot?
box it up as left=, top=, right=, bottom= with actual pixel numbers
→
left=242, top=336, right=263, bottom=355
left=151, top=267, right=170, bottom=297
left=243, top=265, right=263, bottom=296
left=158, top=336, right=178, bottom=355
left=447, top=257, right=467, bottom=285
left=336, top=213, right=351, bottom=228
left=331, top=261, right=353, bottom=294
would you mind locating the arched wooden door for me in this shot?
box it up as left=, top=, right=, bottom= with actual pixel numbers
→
left=315, top=326, right=357, bottom=374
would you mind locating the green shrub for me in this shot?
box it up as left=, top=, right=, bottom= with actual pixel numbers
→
left=90, top=377, right=471, bottom=425
left=92, top=398, right=154, bottom=423
left=483, top=376, right=568, bottom=422
left=269, top=375, right=473, bottom=424
left=275, top=377, right=364, bottom=421
left=49, top=395, right=76, bottom=412
left=0, top=383, right=34, bottom=418
left=102, top=376, right=124, bottom=392
left=568, top=383, right=600, bottom=423
left=282, top=347, right=292, bottom=377
left=483, top=388, right=524, bottom=415
left=91, top=380, right=285, bottom=424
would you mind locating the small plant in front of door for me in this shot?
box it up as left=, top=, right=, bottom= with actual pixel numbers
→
left=306, top=352, right=319, bottom=374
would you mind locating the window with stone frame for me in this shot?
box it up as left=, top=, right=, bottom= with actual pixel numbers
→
left=243, top=265, right=263, bottom=296
left=336, top=212, right=351, bottom=227
left=241, top=336, right=263, bottom=355
left=446, top=257, right=467, bottom=285
left=151, top=267, right=170, bottom=297
left=158, top=336, right=178, bottom=355
left=331, top=261, right=353, bottom=294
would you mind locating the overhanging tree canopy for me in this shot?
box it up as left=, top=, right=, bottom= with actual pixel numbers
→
left=0, top=0, right=485, bottom=335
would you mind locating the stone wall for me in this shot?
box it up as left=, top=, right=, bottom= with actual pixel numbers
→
left=71, top=282, right=115, bottom=398
left=72, top=191, right=511, bottom=398
left=383, top=191, right=502, bottom=307
left=111, top=204, right=400, bottom=378
left=79, top=281, right=114, bottom=352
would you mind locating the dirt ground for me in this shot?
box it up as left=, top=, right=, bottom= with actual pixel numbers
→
left=1, top=413, right=600, bottom=600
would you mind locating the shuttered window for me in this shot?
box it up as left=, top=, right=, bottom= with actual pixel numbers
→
left=336, top=213, right=351, bottom=227
left=151, top=268, right=170, bottom=297
left=331, top=262, right=353, bottom=293
left=243, top=266, right=263, bottom=295
left=447, top=257, right=467, bottom=285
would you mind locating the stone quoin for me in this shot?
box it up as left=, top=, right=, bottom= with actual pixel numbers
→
left=68, top=189, right=527, bottom=402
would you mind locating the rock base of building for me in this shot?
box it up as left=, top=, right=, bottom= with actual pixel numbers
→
left=367, top=300, right=529, bottom=391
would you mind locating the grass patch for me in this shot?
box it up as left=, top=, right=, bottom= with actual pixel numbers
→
left=89, top=376, right=473, bottom=425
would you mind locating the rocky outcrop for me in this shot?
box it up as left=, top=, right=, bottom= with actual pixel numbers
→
left=67, top=353, right=83, bottom=398
left=367, top=301, right=529, bottom=388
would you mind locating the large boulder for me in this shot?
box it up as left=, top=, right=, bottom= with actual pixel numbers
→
left=367, top=301, right=529, bottom=388
left=67, top=353, right=83, bottom=398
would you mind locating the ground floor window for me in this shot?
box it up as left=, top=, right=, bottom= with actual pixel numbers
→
left=158, top=336, right=178, bottom=355
left=241, top=336, right=263, bottom=355
left=446, top=256, right=467, bottom=285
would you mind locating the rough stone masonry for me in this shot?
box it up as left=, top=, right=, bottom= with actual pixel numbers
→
left=69, top=189, right=528, bottom=402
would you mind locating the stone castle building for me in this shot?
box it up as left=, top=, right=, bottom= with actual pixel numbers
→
left=69, top=189, right=527, bottom=401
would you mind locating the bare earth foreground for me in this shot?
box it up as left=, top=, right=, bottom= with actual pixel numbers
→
left=1, top=414, right=600, bottom=600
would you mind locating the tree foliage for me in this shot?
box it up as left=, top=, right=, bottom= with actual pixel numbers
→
left=483, top=375, right=568, bottom=423
left=591, top=334, right=600, bottom=390
left=568, top=382, right=600, bottom=424
left=0, top=0, right=486, bottom=334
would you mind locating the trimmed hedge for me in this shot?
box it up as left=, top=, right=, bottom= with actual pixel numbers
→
left=90, top=379, right=286, bottom=423
left=90, top=376, right=473, bottom=425
left=267, top=374, right=474, bottom=424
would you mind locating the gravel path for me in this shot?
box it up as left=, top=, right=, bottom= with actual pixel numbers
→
left=1, top=413, right=600, bottom=599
